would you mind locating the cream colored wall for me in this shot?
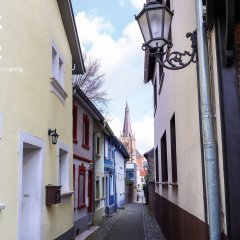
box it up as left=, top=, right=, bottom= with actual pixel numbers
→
left=154, top=0, right=206, bottom=221
left=0, top=0, right=74, bottom=239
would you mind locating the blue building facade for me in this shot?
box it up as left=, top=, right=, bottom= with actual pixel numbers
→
left=104, top=134, right=116, bottom=215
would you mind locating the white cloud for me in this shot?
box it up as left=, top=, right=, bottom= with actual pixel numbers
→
left=132, top=116, right=154, bottom=154
left=75, top=11, right=153, bottom=154
left=109, top=115, right=154, bottom=155
left=75, top=11, right=144, bottom=99
left=131, top=0, right=145, bottom=11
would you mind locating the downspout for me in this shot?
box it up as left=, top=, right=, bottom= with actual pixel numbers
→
left=114, top=148, right=117, bottom=212
left=195, top=1, right=221, bottom=239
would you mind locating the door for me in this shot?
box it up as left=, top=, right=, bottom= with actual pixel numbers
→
left=19, top=144, right=41, bottom=240
left=88, top=170, right=93, bottom=212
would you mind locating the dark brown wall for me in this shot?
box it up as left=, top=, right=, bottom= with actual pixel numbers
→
left=147, top=183, right=229, bottom=240
left=148, top=183, right=209, bottom=240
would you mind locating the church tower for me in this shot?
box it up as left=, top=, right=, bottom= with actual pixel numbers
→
left=120, top=102, right=136, bottom=164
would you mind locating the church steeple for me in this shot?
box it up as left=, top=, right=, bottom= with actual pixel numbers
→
left=122, top=101, right=132, bottom=137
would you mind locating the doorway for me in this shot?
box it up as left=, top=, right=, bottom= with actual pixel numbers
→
left=18, top=131, right=44, bottom=240
left=88, top=170, right=93, bottom=212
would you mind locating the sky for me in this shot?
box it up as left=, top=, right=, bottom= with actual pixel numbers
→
left=72, top=0, right=154, bottom=154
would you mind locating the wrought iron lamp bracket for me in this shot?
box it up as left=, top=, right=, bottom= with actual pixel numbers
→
left=143, top=30, right=198, bottom=70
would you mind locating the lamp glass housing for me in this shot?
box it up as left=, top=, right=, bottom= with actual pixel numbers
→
left=48, top=129, right=59, bottom=145
left=135, top=1, right=173, bottom=49
left=52, top=133, right=59, bottom=145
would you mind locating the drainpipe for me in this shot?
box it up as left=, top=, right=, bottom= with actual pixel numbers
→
left=114, top=148, right=117, bottom=212
left=195, top=1, right=221, bottom=239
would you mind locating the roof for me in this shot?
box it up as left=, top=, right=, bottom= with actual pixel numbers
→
left=73, top=86, right=104, bottom=122
left=112, top=136, right=130, bottom=159
left=143, top=148, right=154, bottom=160
left=57, top=0, right=85, bottom=74
left=122, top=101, right=133, bottom=137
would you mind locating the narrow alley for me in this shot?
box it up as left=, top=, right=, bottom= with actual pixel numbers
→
left=76, top=203, right=165, bottom=240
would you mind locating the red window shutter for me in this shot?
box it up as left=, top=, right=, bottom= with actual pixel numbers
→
left=73, top=104, right=78, bottom=143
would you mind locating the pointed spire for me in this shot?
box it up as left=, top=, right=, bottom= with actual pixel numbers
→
left=123, top=101, right=132, bottom=137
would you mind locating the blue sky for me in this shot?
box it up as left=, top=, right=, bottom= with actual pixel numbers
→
left=72, top=0, right=138, bottom=40
left=72, top=0, right=154, bottom=154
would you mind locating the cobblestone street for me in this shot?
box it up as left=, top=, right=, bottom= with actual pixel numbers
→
left=76, top=203, right=165, bottom=240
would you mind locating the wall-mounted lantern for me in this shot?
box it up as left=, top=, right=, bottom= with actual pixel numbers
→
left=48, top=129, right=59, bottom=145
left=135, top=0, right=197, bottom=70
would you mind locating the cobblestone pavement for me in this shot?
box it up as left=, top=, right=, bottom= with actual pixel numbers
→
left=84, top=203, right=165, bottom=240
left=143, top=205, right=166, bottom=240
left=85, top=209, right=124, bottom=240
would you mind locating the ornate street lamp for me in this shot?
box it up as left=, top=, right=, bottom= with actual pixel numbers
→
left=48, top=129, right=59, bottom=145
left=135, top=0, right=197, bottom=70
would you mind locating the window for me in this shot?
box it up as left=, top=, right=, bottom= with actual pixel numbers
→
left=96, top=136, right=100, bottom=156
left=161, top=131, right=168, bottom=182
left=73, top=104, right=78, bottom=144
left=102, top=177, right=105, bottom=197
left=170, top=114, right=178, bottom=183
left=59, top=148, right=69, bottom=193
left=155, top=147, right=159, bottom=182
left=128, top=172, right=134, bottom=179
left=51, top=46, right=64, bottom=86
left=82, top=114, right=90, bottom=149
left=51, top=44, right=68, bottom=102
left=96, top=177, right=100, bottom=200
left=108, top=142, right=112, bottom=159
left=104, top=138, right=108, bottom=158
left=110, top=174, right=114, bottom=195
left=78, top=164, right=86, bottom=209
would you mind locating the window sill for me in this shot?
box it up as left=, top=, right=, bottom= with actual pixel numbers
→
left=77, top=203, right=86, bottom=209
left=61, top=191, right=74, bottom=197
left=50, top=77, right=68, bottom=103
left=169, top=182, right=178, bottom=187
left=156, top=181, right=168, bottom=186
left=82, top=143, right=90, bottom=150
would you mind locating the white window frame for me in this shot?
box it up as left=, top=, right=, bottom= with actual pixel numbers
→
left=58, top=142, right=70, bottom=194
left=51, top=42, right=68, bottom=103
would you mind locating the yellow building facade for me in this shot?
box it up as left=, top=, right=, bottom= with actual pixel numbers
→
left=0, top=0, right=84, bottom=239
